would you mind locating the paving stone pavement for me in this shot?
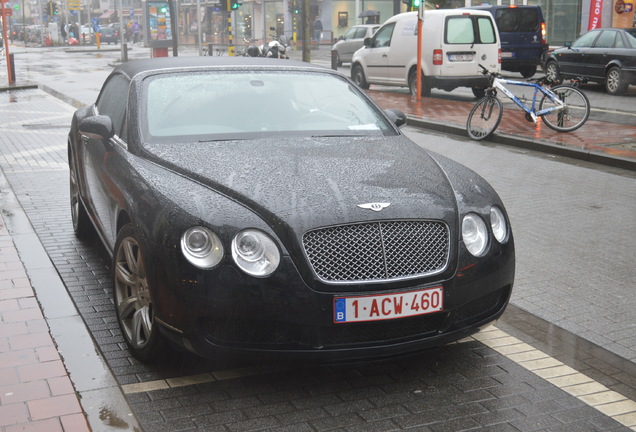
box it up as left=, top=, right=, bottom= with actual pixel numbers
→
left=0, top=84, right=635, bottom=431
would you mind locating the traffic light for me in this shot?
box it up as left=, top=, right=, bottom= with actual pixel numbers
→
left=401, top=0, right=421, bottom=10
left=48, top=1, right=54, bottom=16
left=231, top=0, right=241, bottom=9
left=53, top=2, right=59, bottom=14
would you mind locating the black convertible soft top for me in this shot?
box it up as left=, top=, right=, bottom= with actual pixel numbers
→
left=114, top=56, right=327, bottom=80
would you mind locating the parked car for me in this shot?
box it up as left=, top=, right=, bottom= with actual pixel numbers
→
left=98, top=27, right=119, bottom=44
left=544, top=27, right=636, bottom=95
left=351, top=10, right=501, bottom=98
left=68, top=57, right=515, bottom=362
left=79, top=24, right=94, bottom=44
left=332, top=24, right=380, bottom=66
left=463, top=5, right=547, bottom=78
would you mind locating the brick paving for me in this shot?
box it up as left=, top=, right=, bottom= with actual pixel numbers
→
left=370, top=90, right=636, bottom=161
left=0, top=216, right=90, bottom=432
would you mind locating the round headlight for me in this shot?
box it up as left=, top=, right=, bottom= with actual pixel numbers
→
left=462, top=213, right=488, bottom=257
left=181, top=227, right=224, bottom=269
left=490, top=206, right=508, bottom=244
left=232, top=229, right=280, bottom=277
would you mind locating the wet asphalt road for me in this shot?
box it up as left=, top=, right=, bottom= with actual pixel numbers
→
left=0, top=45, right=635, bottom=431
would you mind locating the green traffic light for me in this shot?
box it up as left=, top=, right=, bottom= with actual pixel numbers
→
left=412, top=0, right=421, bottom=7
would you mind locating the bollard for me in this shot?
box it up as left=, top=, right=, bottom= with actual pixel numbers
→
left=122, top=44, right=128, bottom=63
left=330, top=49, right=338, bottom=71
left=208, top=43, right=214, bottom=56
left=9, top=54, right=16, bottom=84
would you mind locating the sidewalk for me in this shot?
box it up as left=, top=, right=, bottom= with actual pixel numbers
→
left=0, top=215, right=90, bottom=432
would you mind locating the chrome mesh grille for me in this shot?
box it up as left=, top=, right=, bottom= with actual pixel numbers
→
left=303, top=221, right=450, bottom=283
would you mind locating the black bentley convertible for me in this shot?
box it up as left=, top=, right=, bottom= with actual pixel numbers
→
left=68, top=57, right=515, bottom=362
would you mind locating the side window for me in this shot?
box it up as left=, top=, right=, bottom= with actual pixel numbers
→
left=344, top=27, right=356, bottom=39
left=354, top=27, right=367, bottom=38
left=371, top=23, right=395, bottom=48
left=572, top=30, right=599, bottom=48
left=625, top=30, right=636, bottom=48
left=477, top=17, right=496, bottom=43
left=594, top=30, right=616, bottom=48
left=615, top=33, right=625, bottom=48
left=95, top=74, right=129, bottom=139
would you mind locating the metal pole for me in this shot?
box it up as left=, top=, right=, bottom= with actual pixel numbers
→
left=2, top=4, right=15, bottom=84
left=301, top=0, right=309, bottom=62
left=196, top=0, right=202, bottom=55
left=119, top=0, right=126, bottom=61
left=416, top=4, right=423, bottom=101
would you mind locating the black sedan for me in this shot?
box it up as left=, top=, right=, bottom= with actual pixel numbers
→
left=545, top=27, right=636, bottom=95
left=98, top=27, right=119, bottom=44
left=68, top=57, right=515, bottom=362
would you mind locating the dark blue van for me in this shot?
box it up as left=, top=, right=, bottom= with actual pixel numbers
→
left=464, top=5, right=547, bottom=78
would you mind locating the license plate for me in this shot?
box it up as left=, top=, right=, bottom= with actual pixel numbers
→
left=449, top=54, right=473, bottom=62
left=501, top=52, right=514, bottom=58
left=334, top=287, right=443, bottom=323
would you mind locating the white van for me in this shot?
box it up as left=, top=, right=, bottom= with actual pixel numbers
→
left=351, top=10, right=501, bottom=97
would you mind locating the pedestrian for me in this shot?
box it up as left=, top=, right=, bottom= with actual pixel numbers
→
left=132, top=20, right=140, bottom=44
left=313, top=17, right=323, bottom=46
left=60, top=23, right=67, bottom=44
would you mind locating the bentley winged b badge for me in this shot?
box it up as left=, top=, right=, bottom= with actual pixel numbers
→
left=357, top=202, right=391, bottom=212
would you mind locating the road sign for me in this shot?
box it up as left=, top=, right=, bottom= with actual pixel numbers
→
left=67, top=0, right=80, bottom=10
left=1, top=6, right=12, bottom=15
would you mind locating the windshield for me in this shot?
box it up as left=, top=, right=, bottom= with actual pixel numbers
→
left=143, top=70, right=396, bottom=142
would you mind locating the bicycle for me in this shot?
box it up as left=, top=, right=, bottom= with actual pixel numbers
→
left=466, top=65, right=591, bottom=141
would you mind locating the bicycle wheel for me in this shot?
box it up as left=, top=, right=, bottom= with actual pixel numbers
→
left=466, top=96, right=503, bottom=141
left=539, top=85, right=590, bottom=132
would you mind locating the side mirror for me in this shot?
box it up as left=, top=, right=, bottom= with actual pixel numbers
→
left=565, top=41, right=572, bottom=48
left=363, top=37, right=372, bottom=47
left=269, top=26, right=276, bottom=31
left=384, top=109, right=407, bottom=128
left=79, top=115, right=115, bottom=140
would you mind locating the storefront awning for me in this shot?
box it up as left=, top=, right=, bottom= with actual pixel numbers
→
left=99, top=10, right=114, bottom=19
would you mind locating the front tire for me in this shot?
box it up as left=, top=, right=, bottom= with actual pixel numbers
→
left=545, top=61, right=562, bottom=85
left=351, top=64, right=370, bottom=89
left=539, top=85, right=590, bottom=132
left=605, top=66, right=629, bottom=95
left=68, top=148, right=92, bottom=239
left=113, top=224, right=167, bottom=362
left=466, top=96, right=503, bottom=141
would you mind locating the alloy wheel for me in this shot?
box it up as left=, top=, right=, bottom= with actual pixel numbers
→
left=114, top=235, right=153, bottom=350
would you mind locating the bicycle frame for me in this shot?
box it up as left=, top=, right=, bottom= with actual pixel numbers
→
left=490, top=77, right=565, bottom=123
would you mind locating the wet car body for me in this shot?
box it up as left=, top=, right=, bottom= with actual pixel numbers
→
left=332, top=24, right=380, bottom=66
left=68, top=57, right=515, bottom=362
left=545, top=27, right=636, bottom=95
left=98, top=27, right=119, bottom=44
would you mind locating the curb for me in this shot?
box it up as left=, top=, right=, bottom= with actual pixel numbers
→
left=407, top=116, right=636, bottom=172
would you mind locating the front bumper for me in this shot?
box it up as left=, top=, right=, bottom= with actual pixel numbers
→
left=149, top=241, right=515, bottom=362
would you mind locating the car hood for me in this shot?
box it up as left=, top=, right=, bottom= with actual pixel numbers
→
left=141, top=135, right=459, bottom=230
